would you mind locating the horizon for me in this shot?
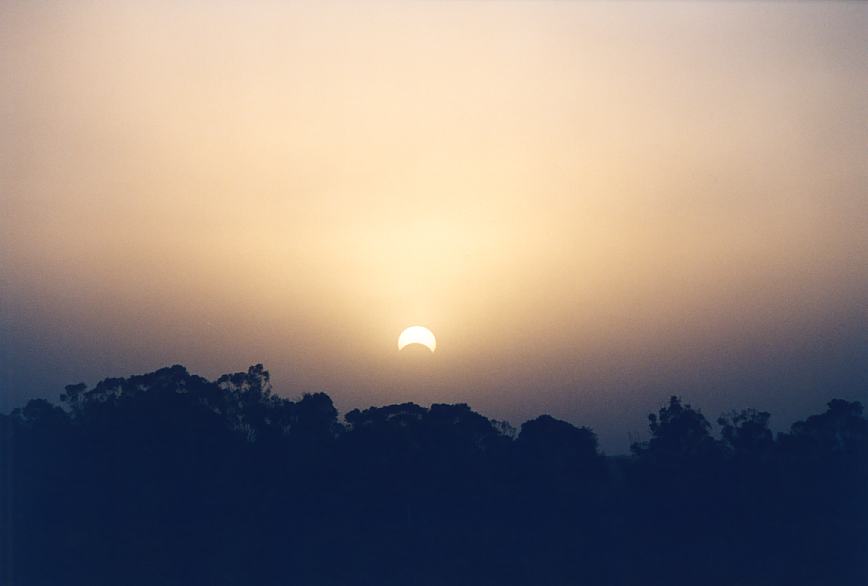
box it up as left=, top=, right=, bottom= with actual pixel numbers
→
left=2, top=1, right=867, bottom=454
left=5, top=359, right=866, bottom=584
left=7, top=360, right=863, bottom=456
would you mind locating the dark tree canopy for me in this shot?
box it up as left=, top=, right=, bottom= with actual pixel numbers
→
left=632, top=395, right=719, bottom=461
left=1, top=365, right=866, bottom=586
left=718, top=408, right=774, bottom=458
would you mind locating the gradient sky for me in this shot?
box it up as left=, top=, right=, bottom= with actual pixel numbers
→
left=2, top=1, right=866, bottom=451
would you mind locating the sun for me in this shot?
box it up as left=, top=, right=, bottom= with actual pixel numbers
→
left=397, top=326, right=437, bottom=352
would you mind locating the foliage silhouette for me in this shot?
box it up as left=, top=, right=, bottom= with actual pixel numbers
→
left=1, top=365, right=866, bottom=585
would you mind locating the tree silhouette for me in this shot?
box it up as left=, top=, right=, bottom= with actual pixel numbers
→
left=2, top=366, right=866, bottom=586
left=718, top=408, right=774, bottom=458
left=632, top=395, right=719, bottom=462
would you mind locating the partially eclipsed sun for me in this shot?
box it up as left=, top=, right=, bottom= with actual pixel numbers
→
left=398, top=326, right=437, bottom=352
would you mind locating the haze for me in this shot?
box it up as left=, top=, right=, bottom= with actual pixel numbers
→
left=2, top=1, right=866, bottom=451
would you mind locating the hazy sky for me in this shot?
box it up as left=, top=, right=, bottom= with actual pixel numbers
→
left=2, top=1, right=866, bottom=451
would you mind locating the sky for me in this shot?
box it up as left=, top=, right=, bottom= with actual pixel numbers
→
left=1, top=1, right=866, bottom=451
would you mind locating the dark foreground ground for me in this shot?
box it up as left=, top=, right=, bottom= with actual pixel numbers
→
left=2, top=364, right=866, bottom=585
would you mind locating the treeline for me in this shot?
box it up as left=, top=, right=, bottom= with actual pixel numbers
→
left=1, top=364, right=866, bottom=586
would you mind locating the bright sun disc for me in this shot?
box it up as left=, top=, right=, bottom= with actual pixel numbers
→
left=398, top=326, right=437, bottom=352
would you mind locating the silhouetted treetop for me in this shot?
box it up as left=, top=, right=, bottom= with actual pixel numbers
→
left=631, top=395, right=719, bottom=461
left=718, top=408, right=774, bottom=458
left=517, top=415, right=599, bottom=464
left=3, top=365, right=867, bottom=586
left=780, top=398, right=868, bottom=458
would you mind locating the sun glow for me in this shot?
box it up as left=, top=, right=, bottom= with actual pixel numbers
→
left=398, top=326, right=437, bottom=352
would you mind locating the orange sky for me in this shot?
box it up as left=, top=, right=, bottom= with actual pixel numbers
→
left=2, top=1, right=866, bottom=450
